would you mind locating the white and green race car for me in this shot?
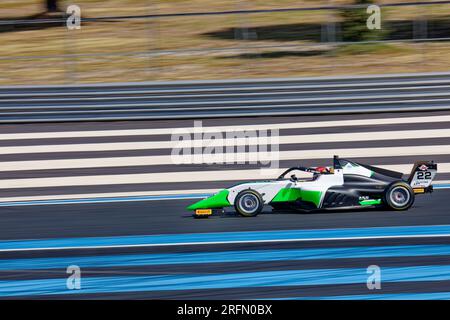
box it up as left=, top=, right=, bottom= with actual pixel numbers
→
left=188, top=156, right=437, bottom=217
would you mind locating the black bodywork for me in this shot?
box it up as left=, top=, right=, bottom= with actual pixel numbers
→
left=273, top=156, right=435, bottom=212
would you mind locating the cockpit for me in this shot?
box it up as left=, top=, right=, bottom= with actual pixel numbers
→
left=277, top=156, right=362, bottom=182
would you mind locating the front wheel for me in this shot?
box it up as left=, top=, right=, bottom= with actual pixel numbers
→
left=235, top=190, right=264, bottom=217
left=384, top=182, right=415, bottom=211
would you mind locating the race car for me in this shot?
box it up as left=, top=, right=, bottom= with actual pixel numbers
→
left=187, top=156, right=437, bottom=217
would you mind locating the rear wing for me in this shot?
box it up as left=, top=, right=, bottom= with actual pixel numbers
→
left=408, top=161, right=437, bottom=192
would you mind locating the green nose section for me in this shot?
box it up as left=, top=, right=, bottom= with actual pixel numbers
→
left=187, top=190, right=231, bottom=210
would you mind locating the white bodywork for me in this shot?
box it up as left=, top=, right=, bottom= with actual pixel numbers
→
left=227, top=180, right=292, bottom=205
left=227, top=168, right=345, bottom=207
left=410, top=168, right=437, bottom=188
left=341, top=162, right=373, bottom=177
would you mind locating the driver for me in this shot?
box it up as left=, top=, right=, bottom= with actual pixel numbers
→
left=313, top=166, right=333, bottom=174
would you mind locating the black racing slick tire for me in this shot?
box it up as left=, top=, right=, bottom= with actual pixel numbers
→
left=383, top=181, right=415, bottom=211
left=234, top=190, right=264, bottom=217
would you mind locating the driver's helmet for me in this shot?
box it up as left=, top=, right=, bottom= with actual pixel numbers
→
left=315, top=166, right=333, bottom=174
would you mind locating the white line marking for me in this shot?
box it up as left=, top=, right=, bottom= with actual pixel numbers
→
left=0, top=164, right=448, bottom=189
left=1, top=115, right=450, bottom=140
left=0, top=145, right=448, bottom=172
left=3, top=234, right=450, bottom=252
left=1, top=128, right=450, bottom=154
left=0, top=189, right=219, bottom=202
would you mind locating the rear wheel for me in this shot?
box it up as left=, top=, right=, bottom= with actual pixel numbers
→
left=235, top=190, right=264, bottom=217
left=384, top=182, right=415, bottom=211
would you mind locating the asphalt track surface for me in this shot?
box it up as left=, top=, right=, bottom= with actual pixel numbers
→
left=1, top=110, right=450, bottom=203
left=1, top=190, right=449, bottom=240
left=1, top=191, right=450, bottom=299
left=0, top=110, right=450, bottom=299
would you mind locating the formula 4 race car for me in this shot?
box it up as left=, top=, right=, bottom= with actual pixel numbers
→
left=187, top=156, right=437, bottom=217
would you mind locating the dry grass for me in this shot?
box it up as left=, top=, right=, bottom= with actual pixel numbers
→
left=1, top=1, right=334, bottom=18
left=0, top=1, right=449, bottom=84
left=2, top=0, right=447, bottom=18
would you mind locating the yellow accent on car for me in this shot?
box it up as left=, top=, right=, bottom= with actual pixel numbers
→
left=195, top=209, right=212, bottom=215
left=413, top=188, right=425, bottom=194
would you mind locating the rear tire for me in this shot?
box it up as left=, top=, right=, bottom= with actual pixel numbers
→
left=235, top=190, right=264, bottom=217
left=384, top=181, right=415, bottom=211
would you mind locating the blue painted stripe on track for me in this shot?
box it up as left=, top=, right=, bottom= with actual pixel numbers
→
left=0, top=183, right=448, bottom=207
left=3, top=244, right=450, bottom=271
left=433, top=184, right=450, bottom=189
left=1, top=265, right=450, bottom=297
left=4, top=244, right=450, bottom=270
left=1, top=224, right=450, bottom=251
left=270, top=292, right=450, bottom=300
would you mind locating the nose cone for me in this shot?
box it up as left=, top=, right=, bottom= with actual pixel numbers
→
left=187, top=190, right=230, bottom=210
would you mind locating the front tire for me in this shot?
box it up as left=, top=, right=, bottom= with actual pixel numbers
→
left=235, top=190, right=264, bottom=217
left=384, top=181, right=415, bottom=211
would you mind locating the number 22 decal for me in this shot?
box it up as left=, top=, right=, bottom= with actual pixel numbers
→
left=417, top=171, right=432, bottom=180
